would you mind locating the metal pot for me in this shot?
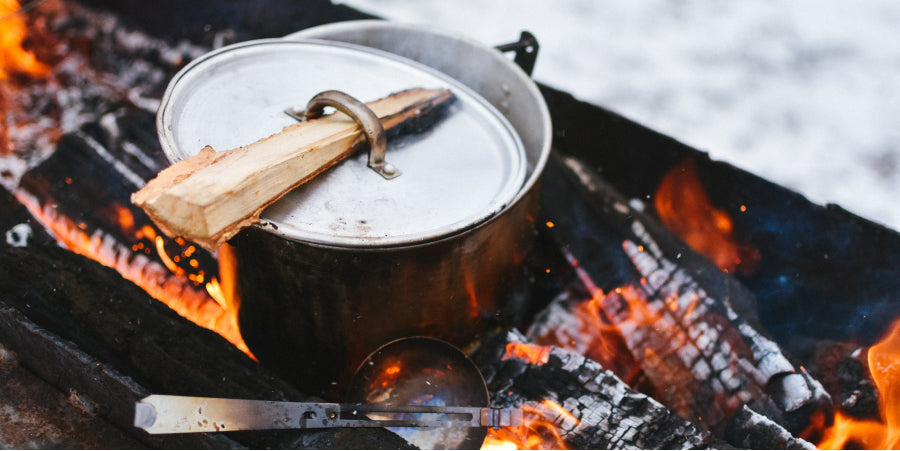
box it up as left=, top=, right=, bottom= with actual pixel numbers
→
left=157, top=22, right=551, bottom=398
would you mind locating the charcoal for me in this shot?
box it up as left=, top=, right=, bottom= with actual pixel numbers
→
left=532, top=153, right=832, bottom=436
left=473, top=329, right=723, bottom=449
left=724, top=405, right=815, bottom=450
left=538, top=85, right=900, bottom=349
left=810, top=341, right=880, bottom=421
left=0, top=184, right=411, bottom=449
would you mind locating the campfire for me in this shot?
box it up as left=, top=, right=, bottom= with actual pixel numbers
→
left=2, top=0, right=900, bottom=449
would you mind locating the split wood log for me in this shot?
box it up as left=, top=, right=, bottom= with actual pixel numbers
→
left=132, top=88, right=454, bottom=250
left=472, top=329, right=722, bottom=449
left=0, top=185, right=412, bottom=449
left=530, top=153, right=832, bottom=439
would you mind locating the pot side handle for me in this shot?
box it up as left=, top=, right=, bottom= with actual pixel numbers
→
left=495, top=31, right=539, bottom=77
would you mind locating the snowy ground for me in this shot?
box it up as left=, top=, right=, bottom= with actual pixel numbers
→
left=339, top=0, right=900, bottom=231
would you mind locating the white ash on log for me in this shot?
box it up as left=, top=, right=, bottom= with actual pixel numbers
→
left=0, top=0, right=208, bottom=173
left=532, top=153, right=832, bottom=440
left=724, top=406, right=815, bottom=450
left=539, top=85, right=900, bottom=358
left=472, top=329, right=722, bottom=449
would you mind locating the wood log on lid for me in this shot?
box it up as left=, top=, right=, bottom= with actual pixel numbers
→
left=132, top=88, right=454, bottom=250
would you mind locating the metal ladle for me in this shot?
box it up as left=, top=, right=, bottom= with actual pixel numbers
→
left=134, top=337, right=519, bottom=449
left=346, top=337, right=494, bottom=449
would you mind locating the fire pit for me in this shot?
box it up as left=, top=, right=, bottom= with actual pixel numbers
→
left=1, top=0, right=899, bottom=449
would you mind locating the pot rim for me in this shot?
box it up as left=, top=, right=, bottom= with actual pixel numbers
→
left=157, top=37, right=532, bottom=249
left=287, top=20, right=553, bottom=218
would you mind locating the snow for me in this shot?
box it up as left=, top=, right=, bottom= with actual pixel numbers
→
left=337, top=0, right=900, bottom=230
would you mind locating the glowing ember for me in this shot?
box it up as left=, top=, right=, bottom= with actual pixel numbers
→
left=531, top=251, right=645, bottom=385
left=654, top=157, right=759, bottom=274
left=502, top=342, right=551, bottom=366
left=817, top=319, right=900, bottom=449
left=0, top=0, right=50, bottom=80
left=483, top=400, right=575, bottom=450
left=14, top=190, right=254, bottom=357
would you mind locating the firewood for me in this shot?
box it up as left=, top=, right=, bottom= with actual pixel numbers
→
left=724, top=405, right=815, bottom=450
left=531, top=153, right=833, bottom=438
left=16, top=132, right=240, bottom=351
left=472, top=329, right=722, bottom=449
left=0, top=185, right=412, bottom=449
left=132, top=88, right=454, bottom=250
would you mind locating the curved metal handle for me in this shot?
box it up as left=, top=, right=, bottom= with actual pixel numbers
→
left=304, top=90, right=400, bottom=180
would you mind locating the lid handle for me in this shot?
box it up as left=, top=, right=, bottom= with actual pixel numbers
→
left=302, top=90, right=401, bottom=180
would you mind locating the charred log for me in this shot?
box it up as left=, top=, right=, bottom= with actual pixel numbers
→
left=533, top=153, right=832, bottom=437
left=0, top=341, right=146, bottom=449
left=11, top=131, right=248, bottom=352
left=78, top=0, right=375, bottom=47
left=473, top=329, right=722, bottom=449
left=724, top=406, right=815, bottom=450
left=809, top=341, right=880, bottom=421
left=0, top=185, right=411, bottom=449
left=539, top=85, right=900, bottom=350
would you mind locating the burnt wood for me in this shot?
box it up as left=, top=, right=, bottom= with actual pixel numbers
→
left=539, top=85, right=900, bottom=350
left=724, top=406, right=815, bottom=450
left=472, top=329, right=722, bottom=449
left=19, top=131, right=219, bottom=285
left=532, top=153, right=833, bottom=437
left=0, top=341, right=145, bottom=449
left=77, top=0, right=375, bottom=46
left=0, top=185, right=411, bottom=449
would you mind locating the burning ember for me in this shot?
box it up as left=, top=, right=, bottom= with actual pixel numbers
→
left=3, top=2, right=900, bottom=450
left=0, top=0, right=249, bottom=356
left=13, top=189, right=253, bottom=356
left=0, top=0, right=50, bottom=80
left=502, top=342, right=551, bottom=366
left=484, top=341, right=577, bottom=450
left=483, top=399, right=574, bottom=450
left=817, top=319, right=900, bottom=449
left=654, top=157, right=759, bottom=274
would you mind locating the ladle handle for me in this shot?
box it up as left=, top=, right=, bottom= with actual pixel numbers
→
left=134, top=395, right=522, bottom=434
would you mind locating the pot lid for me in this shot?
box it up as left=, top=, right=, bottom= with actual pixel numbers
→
left=158, top=39, right=526, bottom=248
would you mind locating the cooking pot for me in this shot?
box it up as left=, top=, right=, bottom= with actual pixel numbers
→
left=157, top=21, right=551, bottom=398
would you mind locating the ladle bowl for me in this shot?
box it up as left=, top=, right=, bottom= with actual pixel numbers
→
left=347, top=337, right=490, bottom=449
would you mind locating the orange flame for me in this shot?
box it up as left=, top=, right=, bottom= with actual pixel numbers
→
left=0, top=0, right=50, bottom=80
left=502, top=342, right=551, bottom=366
left=654, top=157, right=759, bottom=274
left=15, top=191, right=253, bottom=357
left=483, top=400, right=576, bottom=450
left=817, top=319, right=900, bottom=449
left=531, top=252, right=647, bottom=386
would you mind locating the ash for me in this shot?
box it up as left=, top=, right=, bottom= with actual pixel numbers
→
left=1, top=0, right=208, bottom=186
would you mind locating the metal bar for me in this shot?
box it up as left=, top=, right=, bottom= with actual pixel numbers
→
left=135, top=395, right=522, bottom=434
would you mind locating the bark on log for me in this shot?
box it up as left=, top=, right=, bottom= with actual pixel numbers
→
left=472, top=329, right=722, bottom=449
left=0, top=185, right=412, bottom=449
left=132, top=88, right=454, bottom=250
left=532, top=153, right=832, bottom=438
